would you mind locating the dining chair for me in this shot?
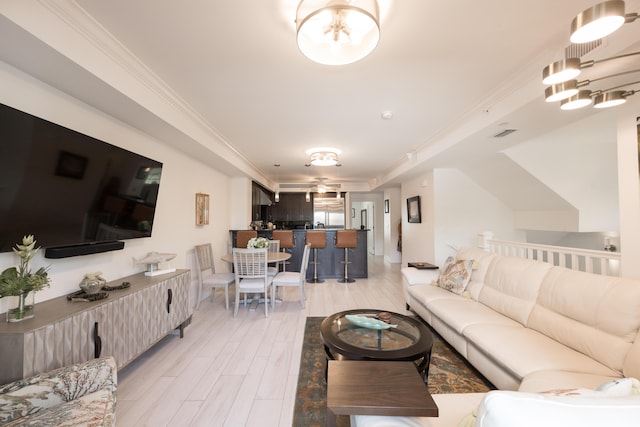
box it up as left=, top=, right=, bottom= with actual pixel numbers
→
left=267, top=239, right=280, bottom=277
left=235, top=230, right=257, bottom=248
left=232, top=248, right=273, bottom=317
left=272, top=230, right=295, bottom=271
left=194, top=244, right=235, bottom=311
left=272, top=244, right=311, bottom=308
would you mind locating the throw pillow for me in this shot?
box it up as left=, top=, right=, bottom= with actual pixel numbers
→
left=436, top=256, right=474, bottom=295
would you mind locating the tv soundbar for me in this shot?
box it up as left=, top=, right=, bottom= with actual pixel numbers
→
left=44, top=241, right=125, bottom=259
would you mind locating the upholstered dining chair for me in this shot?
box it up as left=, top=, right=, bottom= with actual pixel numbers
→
left=232, top=248, right=273, bottom=317
left=235, top=230, right=257, bottom=248
left=272, top=244, right=311, bottom=308
left=272, top=230, right=295, bottom=271
left=194, top=244, right=235, bottom=310
left=267, top=239, right=280, bottom=277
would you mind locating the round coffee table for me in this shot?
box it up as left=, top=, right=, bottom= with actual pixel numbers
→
left=320, top=309, right=433, bottom=383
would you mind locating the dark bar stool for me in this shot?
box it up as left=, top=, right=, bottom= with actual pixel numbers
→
left=272, top=230, right=295, bottom=271
left=335, top=230, right=358, bottom=283
left=236, top=230, right=257, bottom=248
left=306, top=230, right=326, bottom=283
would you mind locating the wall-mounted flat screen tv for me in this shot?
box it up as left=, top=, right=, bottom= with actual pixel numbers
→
left=0, top=102, right=163, bottom=254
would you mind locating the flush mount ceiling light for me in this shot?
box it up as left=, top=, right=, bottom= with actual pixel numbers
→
left=306, top=147, right=342, bottom=166
left=296, top=0, right=380, bottom=66
left=542, top=1, right=640, bottom=110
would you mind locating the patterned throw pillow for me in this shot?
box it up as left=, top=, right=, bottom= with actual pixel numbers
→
left=436, top=256, right=474, bottom=295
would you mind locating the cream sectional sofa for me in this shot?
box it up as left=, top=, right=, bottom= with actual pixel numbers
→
left=354, top=247, right=640, bottom=426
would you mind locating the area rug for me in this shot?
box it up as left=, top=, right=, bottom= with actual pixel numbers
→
left=293, top=316, right=495, bottom=427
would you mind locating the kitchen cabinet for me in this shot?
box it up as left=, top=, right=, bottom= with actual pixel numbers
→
left=272, top=192, right=313, bottom=222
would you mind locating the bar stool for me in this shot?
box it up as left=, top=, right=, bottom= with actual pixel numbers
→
left=272, top=230, right=295, bottom=271
left=236, top=230, right=257, bottom=248
left=335, top=230, right=358, bottom=283
left=306, top=230, right=326, bottom=283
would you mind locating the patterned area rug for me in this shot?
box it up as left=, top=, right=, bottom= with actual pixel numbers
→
left=293, top=316, right=495, bottom=427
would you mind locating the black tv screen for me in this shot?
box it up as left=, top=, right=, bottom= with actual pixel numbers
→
left=0, top=102, right=163, bottom=253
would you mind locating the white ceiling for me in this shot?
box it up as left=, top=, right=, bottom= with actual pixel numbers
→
left=1, top=0, right=639, bottom=192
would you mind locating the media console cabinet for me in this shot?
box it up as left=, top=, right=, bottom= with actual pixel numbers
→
left=0, top=269, right=191, bottom=385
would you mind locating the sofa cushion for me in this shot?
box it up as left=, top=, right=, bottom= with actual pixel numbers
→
left=455, top=248, right=497, bottom=300
left=436, top=257, right=474, bottom=295
left=464, top=323, right=619, bottom=381
left=478, top=255, right=552, bottom=325
left=402, top=267, right=440, bottom=286
left=519, top=370, right=621, bottom=393
left=474, top=389, right=640, bottom=427
left=529, top=267, right=640, bottom=374
left=428, top=299, right=520, bottom=336
left=407, top=283, right=462, bottom=308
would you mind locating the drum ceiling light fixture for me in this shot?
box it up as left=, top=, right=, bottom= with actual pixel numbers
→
left=542, top=1, right=639, bottom=110
left=306, top=147, right=342, bottom=166
left=296, top=0, right=380, bottom=66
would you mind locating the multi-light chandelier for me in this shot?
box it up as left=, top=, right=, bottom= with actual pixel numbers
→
left=542, top=1, right=639, bottom=110
left=296, top=0, right=380, bottom=65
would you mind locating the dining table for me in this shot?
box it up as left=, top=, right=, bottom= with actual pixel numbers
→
left=220, top=251, right=291, bottom=264
left=221, top=251, right=292, bottom=311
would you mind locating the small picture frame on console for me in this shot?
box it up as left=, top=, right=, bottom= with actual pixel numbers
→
left=407, top=196, right=421, bottom=223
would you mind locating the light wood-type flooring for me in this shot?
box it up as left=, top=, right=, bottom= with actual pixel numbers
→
left=117, top=255, right=408, bottom=426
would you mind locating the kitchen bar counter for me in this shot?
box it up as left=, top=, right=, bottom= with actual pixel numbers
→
left=229, top=229, right=368, bottom=280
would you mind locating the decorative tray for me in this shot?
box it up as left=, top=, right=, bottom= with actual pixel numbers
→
left=345, top=314, right=397, bottom=330
left=102, top=281, right=131, bottom=291
left=66, top=290, right=109, bottom=302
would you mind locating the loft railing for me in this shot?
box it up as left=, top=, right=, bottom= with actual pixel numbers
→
left=478, top=233, right=621, bottom=276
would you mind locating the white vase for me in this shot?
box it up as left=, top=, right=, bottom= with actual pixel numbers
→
left=6, top=292, right=35, bottom=322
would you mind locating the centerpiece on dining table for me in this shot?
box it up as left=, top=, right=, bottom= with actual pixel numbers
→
left=246, top=237, right=269, bottom=249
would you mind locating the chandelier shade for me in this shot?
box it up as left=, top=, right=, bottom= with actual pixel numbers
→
left=593, top=90, right=627, bottom=108
left=560, top=90, right=593, bottom=110
left=570, top=1, right=626, bottom=43
left=545, top=80, right=580, bottom=102
left=542, top=58, right=583, bottom=85
left=296, top=0, right=380, bottom=65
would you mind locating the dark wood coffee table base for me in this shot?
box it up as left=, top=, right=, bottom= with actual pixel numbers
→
left=326, top=360, right=439, bottom=427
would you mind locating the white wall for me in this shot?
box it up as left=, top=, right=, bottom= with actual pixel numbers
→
left=350, top=192, right=384, bottom=256
left=0, top=61, right=232, bottom=314
left=383, top=187, right=401, bottom=263
left=617, top=96, right=640, bottom=278
left=505, top=110, right=619, bottom=232
left=401, top=169, right=525, bottom=267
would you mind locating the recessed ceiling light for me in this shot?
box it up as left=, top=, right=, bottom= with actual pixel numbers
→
left=381, top=110, right=393, bottom=120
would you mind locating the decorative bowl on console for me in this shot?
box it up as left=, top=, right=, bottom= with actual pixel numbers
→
left=79, top=272, right=107, bottom=295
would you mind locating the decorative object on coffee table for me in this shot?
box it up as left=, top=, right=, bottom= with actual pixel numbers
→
left=134, top=251, right=177, bottom=276
left=0, top=235, right=51, bottom=322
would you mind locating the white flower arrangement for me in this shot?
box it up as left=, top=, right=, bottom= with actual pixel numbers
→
left=247, top=237, right=269, bottom=249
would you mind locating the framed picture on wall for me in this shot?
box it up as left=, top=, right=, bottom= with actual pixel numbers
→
left=384, top=199, right=389, bottom=213
left=407, top=196, right=421, bottom=223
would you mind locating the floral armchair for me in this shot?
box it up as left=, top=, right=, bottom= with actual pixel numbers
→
left=0, top=356, right=116, bottom=426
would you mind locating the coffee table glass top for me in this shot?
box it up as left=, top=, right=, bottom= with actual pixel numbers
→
left=327, top=310, right=422, bottom=352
